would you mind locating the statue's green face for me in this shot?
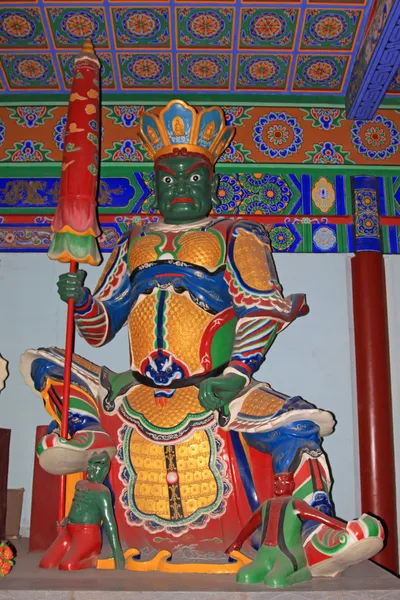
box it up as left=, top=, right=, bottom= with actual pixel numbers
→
left=155, top=155, right=218, bottom=224
left=86, top=451, right=110, bottom=483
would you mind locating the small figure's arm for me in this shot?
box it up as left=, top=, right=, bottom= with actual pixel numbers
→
left=225, top=504, right=263, bottom=554
left=99, top=489, right=125, bottom=570
left=225, top=497, right=346, bottom=556
left=293, top=499, right=346, bottom=531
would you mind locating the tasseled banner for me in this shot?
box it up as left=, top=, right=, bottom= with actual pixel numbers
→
left=48, top=39, right=102, bottom=266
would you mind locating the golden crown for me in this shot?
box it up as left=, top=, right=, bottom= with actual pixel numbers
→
left=139, top=99, right=235, bottom=165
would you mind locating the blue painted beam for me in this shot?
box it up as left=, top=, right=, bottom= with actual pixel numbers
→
left=346, top=0, right=400, bottom=121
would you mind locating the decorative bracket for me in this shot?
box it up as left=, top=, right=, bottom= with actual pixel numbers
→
left=346, top=0, right=400, bottom=120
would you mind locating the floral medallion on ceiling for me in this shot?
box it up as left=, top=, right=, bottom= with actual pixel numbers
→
left=177, top=8, right=233, bottom=48
left=178, top=54, right=230, bottom=89
left=58, top=52, right=115, bottom=89
left=118, top=53, right=173, bottom=89
left=301, top=9, right=362, bottom=50
left=239, top=9, right=298, bottom=49
left=0, top=53, right=59, bottom=90
left=293, top=55, right=349, bottom=91
left=0, top=8, right=47, bottom=48
left=0, top=0, right=395, bottom=97
left=46, top=8, right=108, bottom=48
left=112, top=8, right=170, bottom=48
left=236, top=54, right=290, bottom=90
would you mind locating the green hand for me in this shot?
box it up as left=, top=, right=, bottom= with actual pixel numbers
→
left=57, top=269, right=87, bottom=304
left=199, top=373, right=247, bottom=411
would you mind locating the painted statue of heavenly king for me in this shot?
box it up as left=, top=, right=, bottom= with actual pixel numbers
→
left=20, top=100, right=384, bottom=578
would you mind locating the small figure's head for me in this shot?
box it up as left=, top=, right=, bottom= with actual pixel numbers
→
left=86, top=451, right=111, bottom=483
left=274, top=472, right=295, bottom=497
left=154, top=150, right=219, bottom=224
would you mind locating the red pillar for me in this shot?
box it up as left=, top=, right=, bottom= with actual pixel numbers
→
left=351, top=177, right=398, bottom=574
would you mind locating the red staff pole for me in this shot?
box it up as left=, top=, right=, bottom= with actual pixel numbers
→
left=48, top=39, right=102, bottom=524
left=57, top=260, right=78, bottom=525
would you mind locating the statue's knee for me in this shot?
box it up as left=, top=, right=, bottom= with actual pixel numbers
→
left=31, top=358, right=64, bottom=392
left=271, top=441, right=321, bottom=474
left=243, top=421, right=323, bottom=473
left=282, top=420, right=321, bottom=441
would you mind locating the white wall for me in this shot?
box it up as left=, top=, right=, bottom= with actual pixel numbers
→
left=0, top=253, right=131, bottom=536
left=0, top=252, right=360, bottom=537
left=262, top=254, right=360, bottom=521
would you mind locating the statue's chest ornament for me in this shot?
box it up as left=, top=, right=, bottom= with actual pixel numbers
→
left=142, top=349, right=189, bottom=387
left=174, top=230, right=225, bottom=269
left=128, top=229, right=225, bottom=272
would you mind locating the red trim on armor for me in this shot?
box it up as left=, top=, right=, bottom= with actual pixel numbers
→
left=228, top=360, right=253, bottom=375
left=74, top=295, right=93, bottom=314
left=200, top=307, right=236, bottom=371
left=312, top=459, right=324, bottom=491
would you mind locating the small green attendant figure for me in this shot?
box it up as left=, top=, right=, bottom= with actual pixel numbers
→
left=40, top=451, right=125, bottom=571
left=226, top=473, right=347, bottom=588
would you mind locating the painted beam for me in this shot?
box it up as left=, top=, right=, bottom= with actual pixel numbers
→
left=1, top=94, right=400, bottom=111
left=346, top=0, right=400, bottom=120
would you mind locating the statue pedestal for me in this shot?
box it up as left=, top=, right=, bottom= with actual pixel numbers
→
left=3, top=538, right=399, bottom=598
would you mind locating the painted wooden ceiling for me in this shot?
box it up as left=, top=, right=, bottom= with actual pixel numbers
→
left=0, top=0, right=398, bottom=97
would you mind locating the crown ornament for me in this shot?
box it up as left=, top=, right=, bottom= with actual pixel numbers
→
left=139, top=99, right=235, bottom=165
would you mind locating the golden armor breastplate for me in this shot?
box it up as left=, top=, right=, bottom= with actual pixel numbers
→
left=174, top=230, right=224, bottom=269
left=128, top=229, right=225, bottom=272
left=128, top=290, right=214, bottom=374
left=127, top=227, right=226, bottom=375
left=128, top=233, right=163, bottom=271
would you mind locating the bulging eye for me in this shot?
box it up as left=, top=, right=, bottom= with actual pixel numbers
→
left=190, top=173, right=201, bottom=182
left=162, top=175, right=174, bottom=184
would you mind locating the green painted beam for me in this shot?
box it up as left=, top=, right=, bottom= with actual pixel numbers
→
left=1, top=162, right=399, bottom=177
left=1, top=92, right=399, bottom=109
